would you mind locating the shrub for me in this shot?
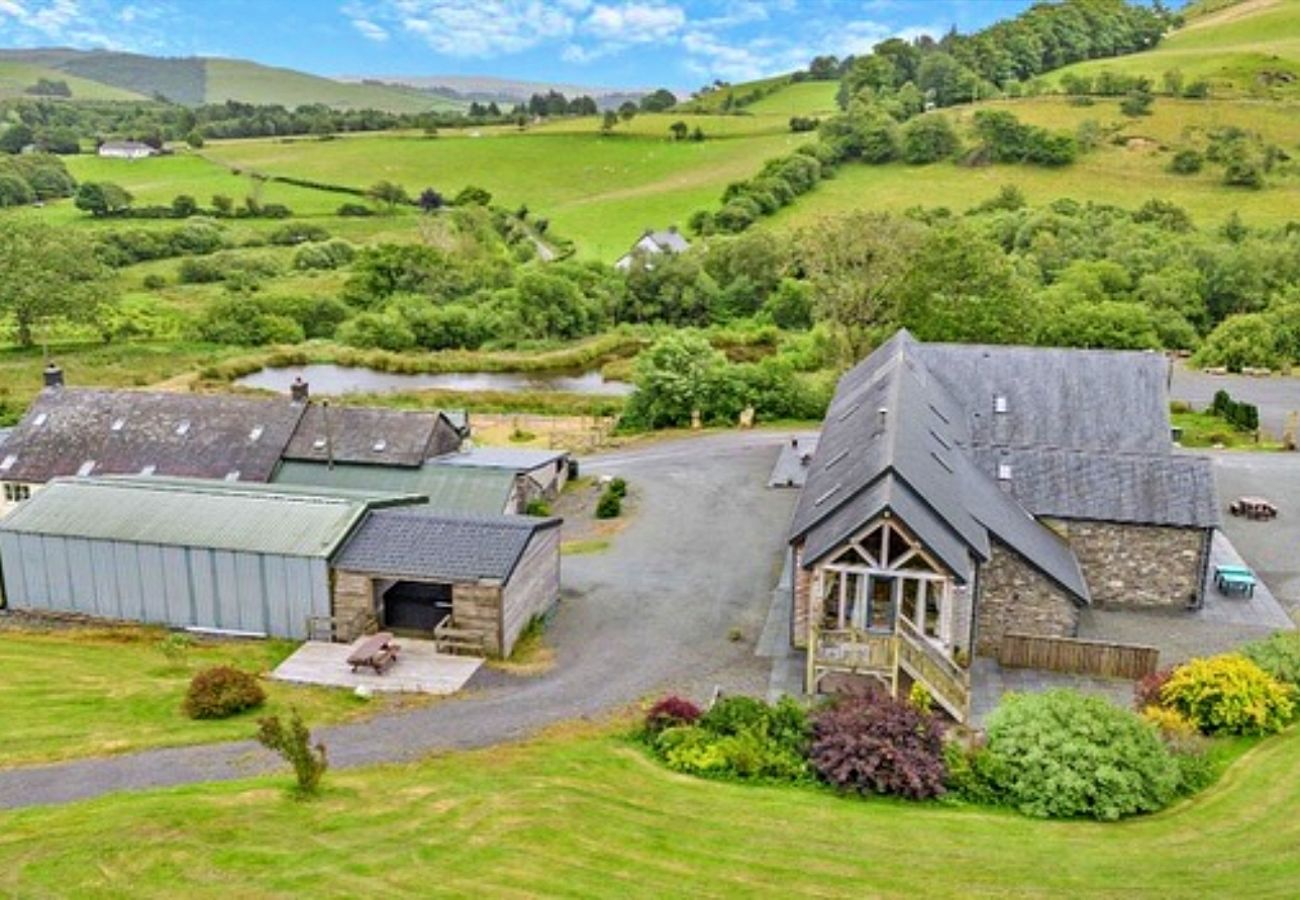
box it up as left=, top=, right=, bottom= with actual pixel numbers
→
left=608, top=477, right=628, bottom=498
left=809, top=692, right=947, bottom=800
left=1140, top=705, right=1198, bottom=739
left=337, top=202, right=374, bottom=217
left=268, top=223, right=330, bottom=245
left=982, top=690, right=1180, bottom=820
left=142, top=273, right=166, bottom=290
left=1240, top=631, right=1300, bottom=686
left=653, top=695, right=809, bottom=781
left=645, top=695, right=702, bottom=735
left=1168, top=148, right=1203, bottom=174
left=1161, top=654, right=1294, bottom=735
left=595, top=489, right=622, bottom=519
left=156, top=632, right=193, bottom=667
left=183, top=666, right=266, bottom=720
left=943, top=739, right=1009, bottom=806
left=1134, top=667, right=1174, bottom=711
left=523, top=498, right=551, bottom=517
left=256, top=710, right=328, bottom=796
left=293, top=239, right=355, bottom=271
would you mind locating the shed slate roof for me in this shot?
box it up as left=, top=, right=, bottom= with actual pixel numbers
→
left=336, top=509, right=561, bottom=583
left=282, top=405, right=450, bottom=467
left=790, top=330, right=1217, bottom=603
left=433, top=446, right=568, bottom=473
left=273, top=460, right=517, bottom=515
left=0, top=477, right=419, bottom=557
left=0, top=389, right=305, bottom=484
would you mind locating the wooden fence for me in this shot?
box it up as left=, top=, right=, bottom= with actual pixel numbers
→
left=998, top=633, right=1160, bottom=680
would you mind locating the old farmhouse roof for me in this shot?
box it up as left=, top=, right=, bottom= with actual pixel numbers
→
left=792, top=332, right=1090, bottom=600
left=434, top=446, right=567, bottom=473
left=273, top=460, right=518, bottom=515
left=281, top=405, right=458, bottom=467
left=0, top=389, right=306, bottom=484
left=0, top=477, right=420, bottom=558
left=337, top=509, right=561, bottom=583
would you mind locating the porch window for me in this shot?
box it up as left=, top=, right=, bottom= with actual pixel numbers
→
left=866, top=576, right=893, bottom=632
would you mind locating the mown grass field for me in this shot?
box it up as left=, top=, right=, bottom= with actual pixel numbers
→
left=745, top=80, right=841, bottom=117
left=1048, top=0, right=1300, bottom=97
left=0, top=628, right=392, bottom=768
left=200, top=128, right=814, bottom=259
left=770, top=95, right=1300, bottom=231
left=0, top=720, right=1296, bottom=897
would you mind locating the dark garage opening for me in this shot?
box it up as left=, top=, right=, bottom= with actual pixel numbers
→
left=382, top=581, right=452, bottom=632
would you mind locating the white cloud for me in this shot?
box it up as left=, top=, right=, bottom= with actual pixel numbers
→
left=351, top=17, right=389, bottom=41
left=0, top=0, right=28, bottom=18
left=345, top=0, right=576, bottom=58
left=584, top=2, right=684, bottom=42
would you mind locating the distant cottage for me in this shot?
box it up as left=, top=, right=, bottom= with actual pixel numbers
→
left=614, top=226, right=690, bottom=270
left=789, top=330, right=1218, bottom=721
left=97, top=140, right=157, bottom=160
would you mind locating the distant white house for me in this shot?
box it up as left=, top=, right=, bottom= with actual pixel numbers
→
left=97, top=140, right=157, bottom=160
left=614, top=226, right=691, bottom=271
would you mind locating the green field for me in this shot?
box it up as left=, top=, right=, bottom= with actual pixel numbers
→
left=201, top=128, right=813, bottom=259
left=769, top=95, right=1300, bottom=231
left=0, top=722, right=1296, bottom=896
left=1049, top=0, right=1300, bottom=97
left=745, top=80, right=841, bottom=117
left=0, top=61, right=147, bottom=102
left=0, top=628, right=392, bottom=768
left=204, top=59, right=461, bottom=114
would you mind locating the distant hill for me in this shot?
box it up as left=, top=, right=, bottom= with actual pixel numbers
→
left=0, top=48, right=464, bottom=112
left=1048, top=0, right=1300, bottom=98
left=347, top=74, right=650, bottom=109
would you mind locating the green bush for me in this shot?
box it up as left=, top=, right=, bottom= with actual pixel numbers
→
left=608, top=477, right=628, bottom=498
left=1240, top=631, right=1300, bottom=687
left=982, top=690, right=1181, bottom=820
left=142, top=273, right=166, bottom=290
left=652, top=695, right=810, bottom=782
left=268, top=223, right=330, bottom=245
left=336, top=311, right=417, bottom=352
left=293, top=239, right=356, bottom=271
left=595, top=490, right=622, bottom=519
left=256, top=710, right=328, bottom=796
left=337, top=202, right=374, bottom=217
left=182, top=666, right=266, bottom=720
left=1161, top=654, right=1294, bottom=736
left=524, top=498, right=551, bottom=516
left=1168, top=148, right=1203, bottom=174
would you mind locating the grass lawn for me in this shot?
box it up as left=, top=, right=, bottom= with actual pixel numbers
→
left=1172, top=409, right=1283, bottom=450
left=745, top=80, right=841, bottom=117
left=0, top=627, right=393, bottom=768
left=0, top=721, right=1296, bottom=896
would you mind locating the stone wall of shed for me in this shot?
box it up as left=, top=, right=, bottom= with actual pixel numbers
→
left=501, top=526, right=561, bottom=656
left=1051, top=520, right=1208, bottom=610
left=452, top=583, right=503, bottom=656
left=331, top=570, right=376, bottom=637
left=976, top=542, right=1079, bottom=656
left=791, top=542, right=810, bottom=650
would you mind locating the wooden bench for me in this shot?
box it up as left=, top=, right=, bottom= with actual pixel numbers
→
left=347, top=632, right=401, bottom=674
left=1230, top=497, right=1278, bottom=520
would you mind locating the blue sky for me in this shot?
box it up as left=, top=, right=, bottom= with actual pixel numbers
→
left=0, top=1, right=1044, bottom=89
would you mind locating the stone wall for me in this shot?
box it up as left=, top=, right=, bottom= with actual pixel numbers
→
left=791, top=542, right=810, bottom=650
left=1052, top=520, right=1208, bottom=610
left=331, top=570, right=375, bottom=639
left=452, top=583, right=503, bottom=656
left=976, top=541, right=1079, bottom=656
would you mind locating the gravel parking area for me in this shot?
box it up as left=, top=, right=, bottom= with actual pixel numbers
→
left=1172, top=363, right=1300, bottom=439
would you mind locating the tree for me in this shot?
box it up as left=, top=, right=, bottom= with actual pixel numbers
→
left=0, top=175, right=34, bottom=208
left=418, top=187, right=444, bottom=212
left=618, top=101, right=638, bottom=123
left=669, top=120, right=689, bottom=141
left=0, top=218, right=112, bottom=346
left=0, top=123, right=34, bottom=154
left=796, top=212, right=924, bottom=363
left=900, top=113, right=960, bottom=163
left=624, top=331, right=728, bottom=429
left=367, top=179, right=409, bottom=211
left=171, top=194, right=198, bottom=218
left=1119, top=89, right=1154, bottom=116
left=639, top=88, right=677, bottom=112
left=74, top=181, right=132, bottom=217
left=256, top=710, right=328, bottom=797
left=1162, top=69, right=1184, bottom=96
left=211, top=194, right=234, bottom=216
left=186, top=130, right=205, bottom=149
left=601, top=110, right=619, bottom=133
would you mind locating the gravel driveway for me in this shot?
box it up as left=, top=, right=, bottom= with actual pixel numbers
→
left=0, top=431, right=800, bottom=809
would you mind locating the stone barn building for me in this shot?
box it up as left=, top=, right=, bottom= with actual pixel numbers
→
left=789, top=330, right=1218, bottom=721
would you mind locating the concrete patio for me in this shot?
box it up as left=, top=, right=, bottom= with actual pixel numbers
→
left=272, top=637, right=483, bottom=695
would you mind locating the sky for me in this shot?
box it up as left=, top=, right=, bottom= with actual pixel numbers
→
left=0, top=0, right=1046, bottom=90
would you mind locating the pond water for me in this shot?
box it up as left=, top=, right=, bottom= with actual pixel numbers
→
left=235, top=363, right=634, bottom=397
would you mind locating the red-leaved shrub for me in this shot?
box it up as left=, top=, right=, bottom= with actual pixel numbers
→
left=645, top=695, right=702, bottom=735
left=1134, top=668, right=1174, bottom=711
left=810, top=691, right=947, bottom=800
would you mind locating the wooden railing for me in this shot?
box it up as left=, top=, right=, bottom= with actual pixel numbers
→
left=814, top=630, right=894, bottom=670
left=434, top=619, right=488, bottom=657
left=896, top=618, right=970, bottom=722
left=999, top=633, right=1159, bottom=680
left=306, top=609, right=376, bottom=643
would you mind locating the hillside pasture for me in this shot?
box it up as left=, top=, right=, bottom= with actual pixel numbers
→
left=201, top=129, right=814, bottom=259
left=1047, top=0, right=1300, bottom=98
left=745, top=80, right=841, bottom=117
left=0, top=724, right=1297, bottom=896
left=0, top=61, right=147, bottom=102
left=203, top=59, right=461, bottom=114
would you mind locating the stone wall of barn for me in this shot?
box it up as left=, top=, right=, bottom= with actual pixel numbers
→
left=791, top=542, right=811, bottom=650
left=1050, top=520, right=1208, bottom=610
left=452, top=583, right=504, bottom=656
left=976, top=541, right=1080, bottom=656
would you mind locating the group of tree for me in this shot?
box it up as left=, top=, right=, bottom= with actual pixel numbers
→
left=0, top=153, right=76, bottom=207
left=1062, top=68, right=1210, bottom=100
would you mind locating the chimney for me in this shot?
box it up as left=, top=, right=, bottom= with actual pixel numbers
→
left=43, top=362, right=64, bottom=389
left=322, top=400, right=334, bottom=470
left=290, top=376, right=309, bottom=403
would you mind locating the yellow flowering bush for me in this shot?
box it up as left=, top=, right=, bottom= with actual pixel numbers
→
left=1161, top=654, right=1295, bottom=736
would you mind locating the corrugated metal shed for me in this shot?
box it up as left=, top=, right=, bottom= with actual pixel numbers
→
left=0, top=477, right=419, bottom=557
left=273, top=461, right=516, bottom=515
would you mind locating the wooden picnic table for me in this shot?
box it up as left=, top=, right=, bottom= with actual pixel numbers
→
left=347, top=632, right=401, bottom=674
left=1229, top=497, right=1278, bottom=520
left=1217, top=571, right=1257, bottom=598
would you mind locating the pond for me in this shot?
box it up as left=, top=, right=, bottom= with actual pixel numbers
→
left=234, top=363, right=634, bottom=397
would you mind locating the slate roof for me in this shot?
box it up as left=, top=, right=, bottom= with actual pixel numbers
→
left=0, top=477, right=419, bottom=557
left=273, top=460, right=517, bottom=515
left=645, top=228, right=690, bottom=253
left=433, top=446, right=568, bottom=473
left=0, top=389, right=306, bottom=484
left=790, top=330, right=1221, bottom=602
left=282, top=405, right=453, bottom=467
left=336, top=509, right=561, bottom=583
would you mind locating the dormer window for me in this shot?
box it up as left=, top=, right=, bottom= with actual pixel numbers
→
left=998, top=462, right=1013, bottom=481
left=248, top=425, right=264, bottom=442
left=175, top=420, right=191, bottom=436
left=111, top=417, right=126, bottom=432
left=77, top=460, right=96, bottom=477
left=994, top=394, right=1008, bottom=414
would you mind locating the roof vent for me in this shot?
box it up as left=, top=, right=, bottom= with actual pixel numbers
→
left=224, top=470, right=240, bottom=482
left=312, top=437, right=327, bottom=450
left=175, top=420, right=191, bottom=436
left=994, top=394, right=1008, bottom=414
left=372, top=439, right=387, bottom=453
left=111, top=417, right=126, bottom=432
left=0, top=454, right=16, bottom=472
left=76, top=460, right=96, bottom=477
left=997, top=462, right=1013, bottom=481
left=140, top=464, right=156, bottom=476
left=249, top=425, right=264, bottom=442
left=32, top=413, right=47, bottom=427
